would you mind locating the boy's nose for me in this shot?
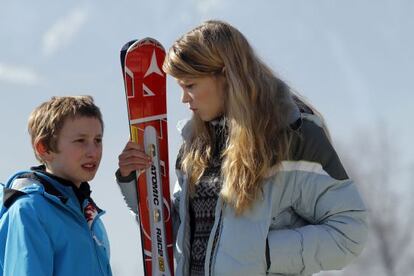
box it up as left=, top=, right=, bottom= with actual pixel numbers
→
left=86, top=143, right=101, bottom=157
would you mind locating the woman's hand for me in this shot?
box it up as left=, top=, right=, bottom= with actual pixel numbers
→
left=118, top=141, right=152, bottom=177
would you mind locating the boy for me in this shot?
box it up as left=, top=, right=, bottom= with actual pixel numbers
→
left=0, top=96, right=112, bottom=276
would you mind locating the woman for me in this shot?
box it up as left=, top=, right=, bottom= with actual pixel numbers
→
left=117, top=20, right=367, bottom=276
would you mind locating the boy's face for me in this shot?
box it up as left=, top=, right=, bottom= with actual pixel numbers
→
left=43, top=116, right=103, bottom=187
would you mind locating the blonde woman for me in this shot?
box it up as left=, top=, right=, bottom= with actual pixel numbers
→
left=117, top=20, right=367, bottom=276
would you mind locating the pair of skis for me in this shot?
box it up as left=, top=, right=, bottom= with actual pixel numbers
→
left=120, top=38, right=174, bottom=276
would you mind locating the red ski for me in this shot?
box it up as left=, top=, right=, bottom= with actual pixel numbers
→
left=120, top=38, right=174, bottom=276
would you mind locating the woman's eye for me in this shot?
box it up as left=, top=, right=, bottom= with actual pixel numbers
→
left=185, top=84, right=194, bottom=89
left=95, top=138, right=102, bottom=144
left=74, top=139, right=85, bottom=143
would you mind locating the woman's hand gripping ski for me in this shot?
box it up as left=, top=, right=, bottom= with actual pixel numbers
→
left=118, top=141, right=152, bottom=178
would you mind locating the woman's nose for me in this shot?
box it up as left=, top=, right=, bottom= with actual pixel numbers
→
left=181, top=90, right=191, bottom=103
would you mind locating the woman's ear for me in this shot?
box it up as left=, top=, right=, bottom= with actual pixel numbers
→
left=34, top=140, right=52, bottom=162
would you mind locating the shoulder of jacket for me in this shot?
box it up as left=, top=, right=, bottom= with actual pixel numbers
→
left=4, top=173, right=69, bottom=211
left=301, top=113, right=324, bottom=127
left=2, top=188, right=28, bottom=209
left=288, top=115, right=348, bottom=181
left=2, top=177, right=43, bottom=207
left=2, top=188, right=47, bottom=217
left=176, top=118, right=192, bottom=141
left=10, top=177, right=42, bottom=191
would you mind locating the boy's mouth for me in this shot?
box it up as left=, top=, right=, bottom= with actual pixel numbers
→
left=81, top=163, right=97, bottom=171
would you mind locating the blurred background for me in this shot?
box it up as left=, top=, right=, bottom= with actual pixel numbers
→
left=1, top=0, right=412, bottom=275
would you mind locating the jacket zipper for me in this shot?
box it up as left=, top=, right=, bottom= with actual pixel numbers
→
left=44, top=193, right=107, bottom=275
left=209, top=209, right=224, bottom=276
left=83, top=200, right=108, bottom=275
left=205, top=201, right=225, bottom=276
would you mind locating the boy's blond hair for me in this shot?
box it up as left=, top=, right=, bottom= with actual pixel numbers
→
left=28, top=95, right=104, bottom=163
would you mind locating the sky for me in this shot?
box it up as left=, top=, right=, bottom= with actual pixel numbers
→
left=0, top=0, right=413, bottom=275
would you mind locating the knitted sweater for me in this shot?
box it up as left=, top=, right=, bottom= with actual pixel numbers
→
left=188, top=118, right=226, bottom=276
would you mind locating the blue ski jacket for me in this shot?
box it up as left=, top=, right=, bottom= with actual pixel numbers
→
left=0, top=171, right=112, bottom=276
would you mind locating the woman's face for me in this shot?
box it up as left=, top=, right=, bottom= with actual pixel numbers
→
left=177, top=75, right=226, bottom=122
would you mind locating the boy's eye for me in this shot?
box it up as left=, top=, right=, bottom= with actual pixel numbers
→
left=74, top=139, right=85, bottom=143
left=95, top=138, right=102, bottom=144
left=184, top=83, right=194, bottom=90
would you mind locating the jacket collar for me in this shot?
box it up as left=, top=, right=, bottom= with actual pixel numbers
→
left=14, top=171, right=69, bottom=204
left=29, top=165, right=92, bottom=207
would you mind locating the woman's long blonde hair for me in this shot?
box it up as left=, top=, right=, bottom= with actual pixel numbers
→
left=164, top=20, right=311, bottom=214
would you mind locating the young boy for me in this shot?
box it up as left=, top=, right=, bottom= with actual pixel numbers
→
left=0, top=96, right=112, bottom=276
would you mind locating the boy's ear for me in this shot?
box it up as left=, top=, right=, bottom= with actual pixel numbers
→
left=34, top=140, right=53, bottom=162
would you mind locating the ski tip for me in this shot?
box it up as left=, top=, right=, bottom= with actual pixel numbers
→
left=120, top=39, right=138, bottom=69
left=120, top=39, right=138, bottom=53
left=119, top=37, right=166, bottom=82
left=126, top=37, right=165, bottom=53
left=140, top=37, right=165, bottom=51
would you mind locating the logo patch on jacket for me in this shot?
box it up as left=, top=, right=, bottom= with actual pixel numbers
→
left=84, top=202, right=98, bottom=228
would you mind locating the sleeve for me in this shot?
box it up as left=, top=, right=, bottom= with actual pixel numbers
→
left=2, top=201, right=54, bottom=276
left=171, top=147, right=185, bottom=243
left=115, top=169, right=140, bottom=215
left=267, top=120, right=368, bottom=275
left=268, top=177, right=367, bottom=275
left=115, top=153, right=184, bottom=243
left=171, top=179, right=182, bottom=244
left=114, top=151, right=186, bottom=255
